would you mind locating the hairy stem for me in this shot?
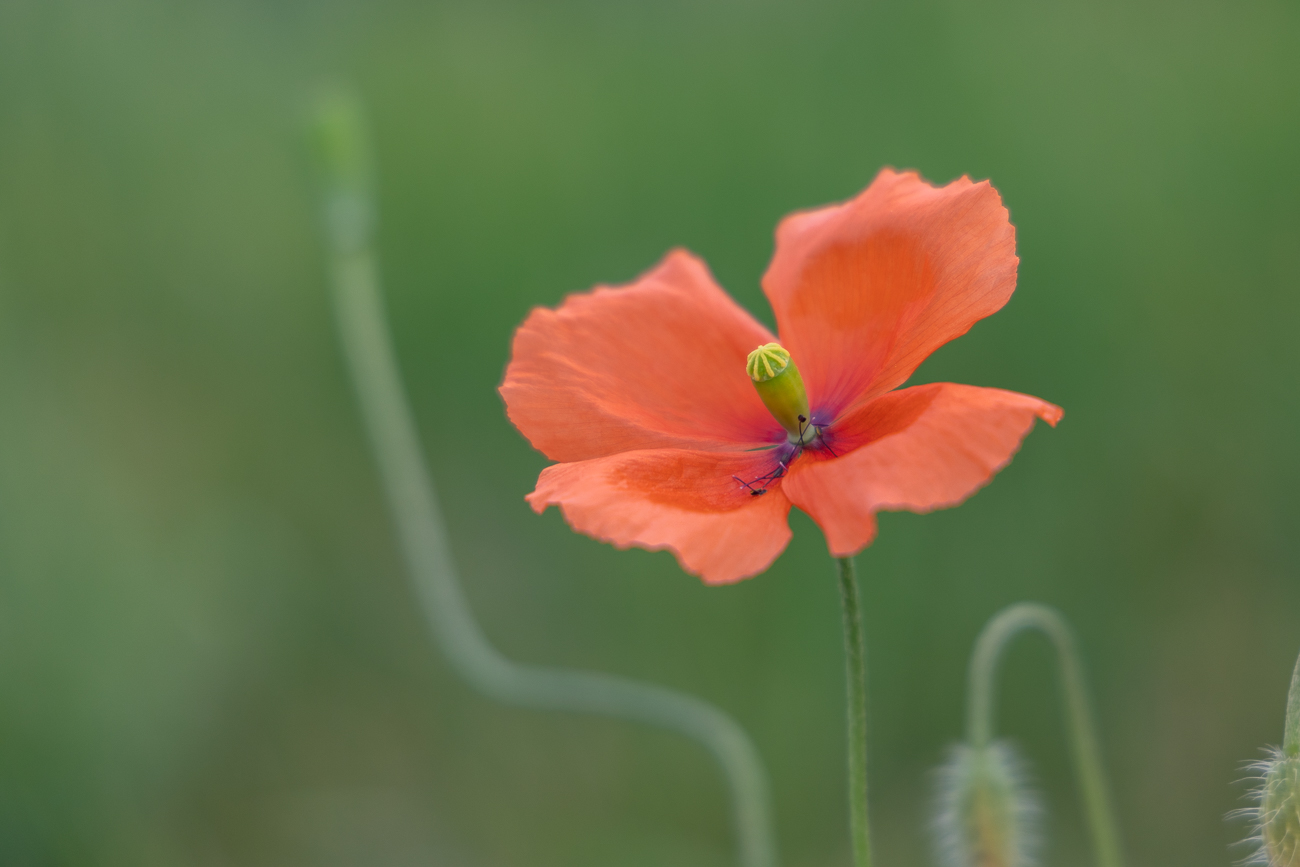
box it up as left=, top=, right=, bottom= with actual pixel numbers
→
left=837, top=557, right=873, bottom=867
left=966, top=602, right=1123, bottom=867
left=309, top=88, right=778, bottom=867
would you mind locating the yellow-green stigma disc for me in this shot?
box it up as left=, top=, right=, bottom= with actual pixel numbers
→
left=746, top=343, right=812, bottom=441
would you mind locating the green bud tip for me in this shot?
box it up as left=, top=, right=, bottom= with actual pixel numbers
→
left=933, top=741, right=1040, bottom=867
left=746, top=343, right=814, bottom=443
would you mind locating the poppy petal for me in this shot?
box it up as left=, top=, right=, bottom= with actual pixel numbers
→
left=783, top=383, right=1061, bottom=557
left=501, top=249, right=780, bottom=462
left=527, top=449, right=795, bottom=584
left=762, top=170, right=1019, bottom=417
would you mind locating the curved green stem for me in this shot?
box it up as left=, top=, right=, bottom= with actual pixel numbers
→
left=309, top=89, right=778, bottom=867
left=966, top=602, right=1123, bottom=867
left=837, top=557, right=873, bottom=867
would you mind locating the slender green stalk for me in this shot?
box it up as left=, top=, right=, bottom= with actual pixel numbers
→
left=1284, top=649, right=1300, bottom=758
left=309, top=89, right=778, bottom=867
left=966, top=603, right=1123, bottom=867
left=837, top=557, right=873, bottom=867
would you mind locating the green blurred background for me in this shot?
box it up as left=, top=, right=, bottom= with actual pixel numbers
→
left=2, top=1, right=1299, bottom=864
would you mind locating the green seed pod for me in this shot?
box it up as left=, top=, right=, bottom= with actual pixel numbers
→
left=934, top=740, right=1040, bottom=867
left=745, top=343, right=812, bottom=441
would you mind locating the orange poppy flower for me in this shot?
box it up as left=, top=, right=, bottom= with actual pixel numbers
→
left=500, top=170, right=1062, bottom=585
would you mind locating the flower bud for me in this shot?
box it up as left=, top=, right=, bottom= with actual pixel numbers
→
left=933, top=741, right=1040, bottom=867
left=746, top=343, right=812, bottom=442
left=1236, top=648, right=1300, bottom=864
left=1259, top=751, right=1300, bottom=864
left=1238, top=749, right=1300, bottom=865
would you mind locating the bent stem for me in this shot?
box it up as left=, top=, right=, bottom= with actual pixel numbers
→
left=837, top=556, right=873, bottom=867
left=967, top=603, right=1124, bottom=867
left=308, top=89, right=778, bottom=867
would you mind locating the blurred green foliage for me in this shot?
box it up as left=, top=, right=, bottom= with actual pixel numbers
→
left=1, top=1, right=1298, bottom=865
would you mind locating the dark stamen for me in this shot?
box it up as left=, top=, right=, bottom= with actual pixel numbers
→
left=732, top=417, right=843, bottom=497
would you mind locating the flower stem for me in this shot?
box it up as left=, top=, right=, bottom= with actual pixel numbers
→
left=310, top=88, right=779, bottom=867
left=837, top=556, right=873, bottom=867
left=966, top=603, right=1124, bottom=867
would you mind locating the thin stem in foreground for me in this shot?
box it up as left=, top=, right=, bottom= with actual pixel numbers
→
left=310, top=89, right=778, bottom=867
left=837, top=556, right=873, bottom=867
left=966, top=602, right=1124, bottom=867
